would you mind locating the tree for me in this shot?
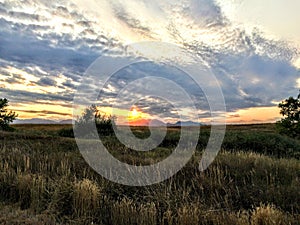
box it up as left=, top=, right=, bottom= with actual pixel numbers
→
left=276, top=91, right=300, bottom=138
left=0, top=98, right=18, bottom=131
left=75, top=105, right=115, bottom=137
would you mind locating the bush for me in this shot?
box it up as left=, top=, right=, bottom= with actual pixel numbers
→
left=95, top=115, right=115, bottom=136
left=222, top=132, right=300, bottom=159
left=57, top=128, right=74, bottom=138
left=58, top=105, right=116, bottom=138
left=75, top=105, right=115, bottom=138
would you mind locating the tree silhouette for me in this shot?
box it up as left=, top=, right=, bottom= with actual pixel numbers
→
left=276, top=91, right=300, bottom=138
left=75, top=105, right=115, bottom=137
left=0, top=98, right=18, bottom=131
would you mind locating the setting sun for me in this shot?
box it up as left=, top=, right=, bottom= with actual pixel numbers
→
left=131, top=108, right=138, bottom=118
left=126, top=107, right=152, bottom=126
left=129, top=107, right=142, bottom=121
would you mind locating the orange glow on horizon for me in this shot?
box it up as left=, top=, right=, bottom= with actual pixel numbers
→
left=226, top=106, right=280, bottom=124
left=9, top=101, right=281, bottom=125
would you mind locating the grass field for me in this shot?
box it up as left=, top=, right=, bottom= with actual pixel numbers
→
left=0, top=123, right=299, bottom=224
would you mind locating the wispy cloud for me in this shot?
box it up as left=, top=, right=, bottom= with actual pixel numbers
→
left=0, top=0, right=299, bottom=122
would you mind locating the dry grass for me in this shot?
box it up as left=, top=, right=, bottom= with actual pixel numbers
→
left=0, top=124, right=299, bottom=224
left=73, top=179, right=101, bottom=219
left=0, top=203, right=57, bottom=225
left=111, top=198, right=157, bottom=225
left=251, top=204, right=286, bottom=225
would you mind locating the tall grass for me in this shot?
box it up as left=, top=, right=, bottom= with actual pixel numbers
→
left=0, top=126, right=299, bottom=224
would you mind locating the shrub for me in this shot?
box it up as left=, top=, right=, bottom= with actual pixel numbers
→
left=75, top=105, right=115, bottom=138
left=222, top=132, right=300, bottom=159
left=57, top=128, right=74, bottom=138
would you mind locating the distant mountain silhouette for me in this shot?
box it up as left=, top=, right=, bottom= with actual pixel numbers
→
left=13, top=118, right=201, bottom=126
left=167, top=121, right=201, bottom=127
left=13, top=118, right=73, bottom=124
left=13, top=118, right=57, bottom=124
left=59, top=119, right=73, bottom=124
left=149, top=119, right=166, bottom=127
left=129, top=119, right=201, bottom=127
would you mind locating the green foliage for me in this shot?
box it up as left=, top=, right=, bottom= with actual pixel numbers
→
left=276, top=91, right=300, bottom=138
left=158, top=129, right=300, bottom=159
left=221, top=131, right=300, bottom=159
left=57, top=127, right=74, bottom=138
left=57, top=105, right=116, bottom=138
left=75, top=105, right=115, bottom=137
left=0, top=98, right=17, bottom=131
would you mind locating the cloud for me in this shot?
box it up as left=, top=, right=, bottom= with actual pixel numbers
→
left=113, top=4, right=152, bottom=35
left=0, top=23, right=99, bottom=73
left=1, top=88, right=74, bottom=103
left=181, top=27, right=300, bottom=111
left=17, top=109, right=71, bottom=116
left=37, top=77, right=57, bottom=86
left=4, top=77, right=24, bottom=84
left=183, top=0, right=227, bottom=27
left=0, top=0, right=299, bottom=122
left=8, top=11, right=44, bottom=21
left=228, top=114, right=240, bottom=118
left=62, top=79, right=77, bottom=89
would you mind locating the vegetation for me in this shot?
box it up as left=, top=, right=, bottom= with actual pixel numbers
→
left=0, top=123, right=299, bottom=224
left=59, top=105, right=115, bottom=138
left=276, top=91, right=300, bottom=138
left=0, top=98, right=17, bottom=131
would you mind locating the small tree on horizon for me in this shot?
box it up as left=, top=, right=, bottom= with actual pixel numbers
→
left=276, top=91, right=300, bottom=138
left=0, top=98, right=18, bottom=131
left=75, top=105, right=115, bottom=137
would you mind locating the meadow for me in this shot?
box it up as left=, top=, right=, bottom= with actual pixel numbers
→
left=0, top=123, right=299, bottom=224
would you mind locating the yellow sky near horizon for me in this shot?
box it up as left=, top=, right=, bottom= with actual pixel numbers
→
left=10, top=100, right=282, bottom=124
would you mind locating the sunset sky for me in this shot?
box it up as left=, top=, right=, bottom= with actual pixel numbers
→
left=1, top=0, right=300, bottom=124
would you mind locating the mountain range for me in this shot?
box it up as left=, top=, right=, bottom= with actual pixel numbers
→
left=13, top=119, right=73, bottom=124
left=13, top=118, right=202, bottom=126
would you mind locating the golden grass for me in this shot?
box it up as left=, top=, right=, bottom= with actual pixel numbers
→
left=73, top=179, right=101, bottom=218
left=0, top=125, right=299, bottom=224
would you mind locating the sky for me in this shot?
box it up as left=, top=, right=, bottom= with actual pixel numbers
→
left=0, top=0, right=299, bottom=124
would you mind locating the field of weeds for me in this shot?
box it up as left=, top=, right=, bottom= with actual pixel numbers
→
left=0, top=124, right=299, bottom=224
